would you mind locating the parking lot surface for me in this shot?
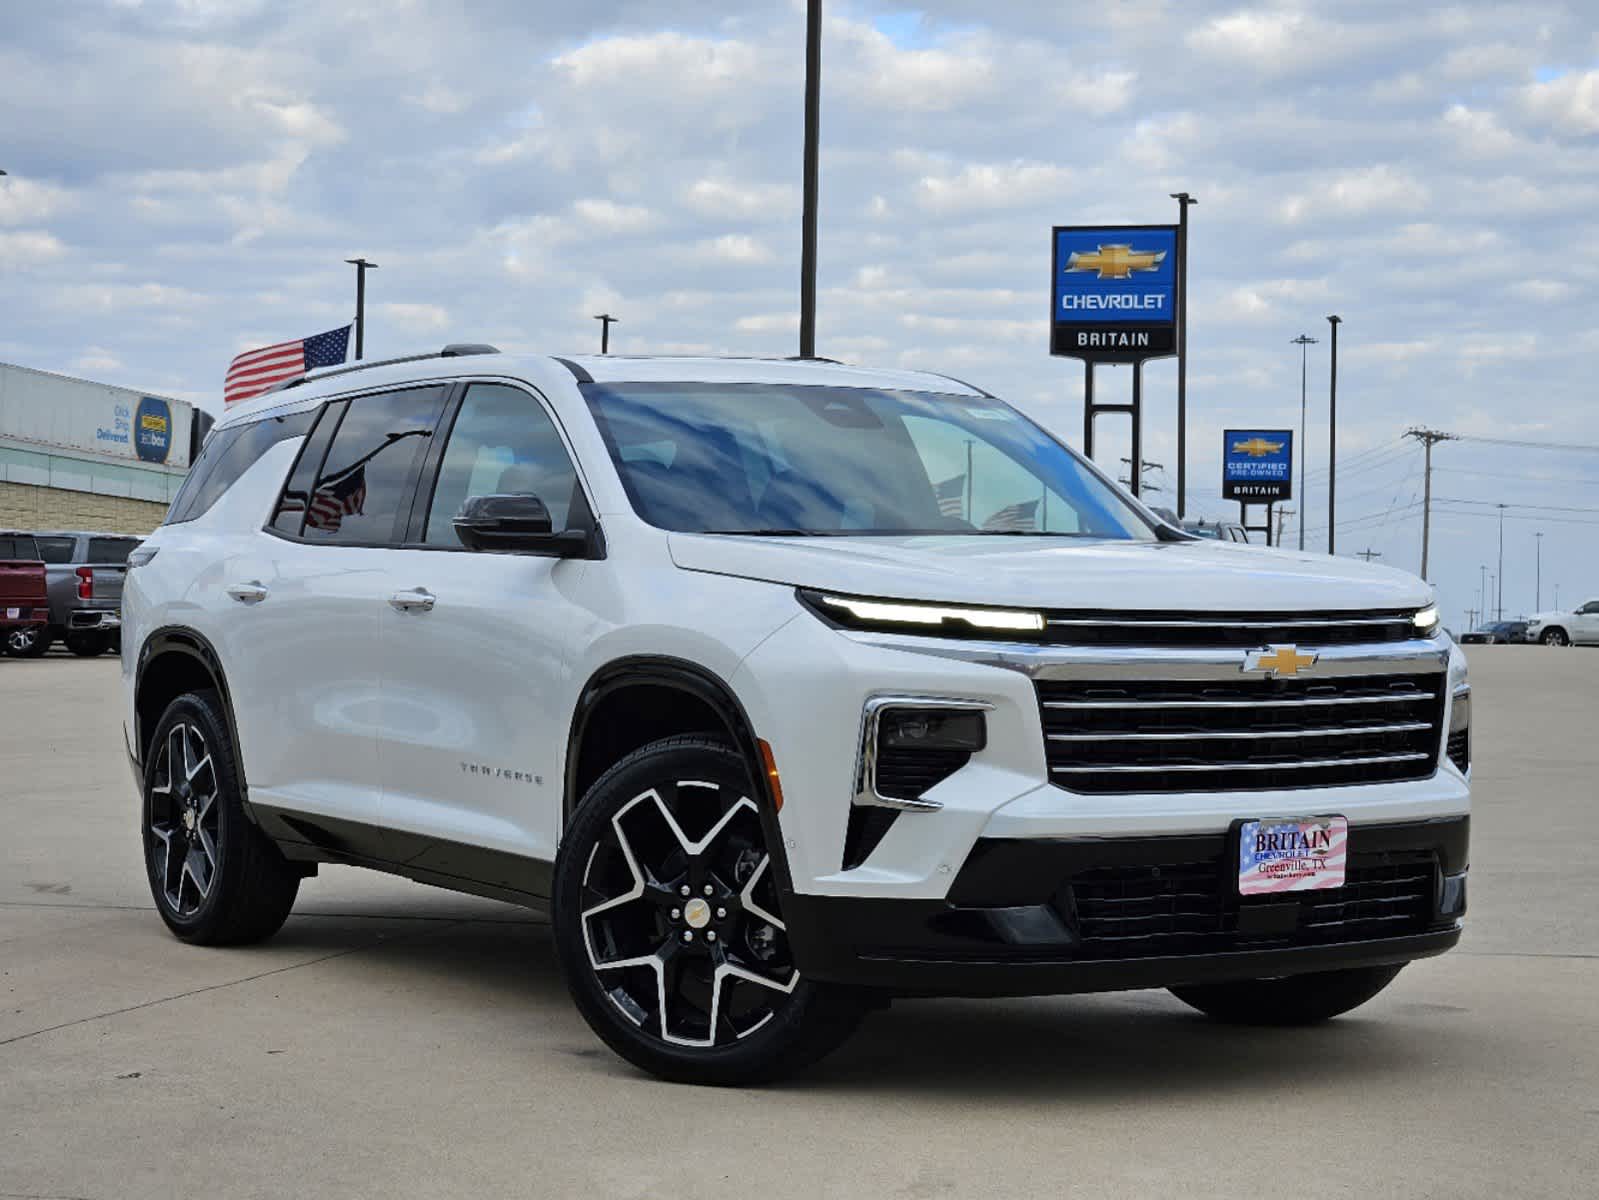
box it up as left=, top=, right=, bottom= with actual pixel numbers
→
left=2, top=646, right=1595, bottom=1198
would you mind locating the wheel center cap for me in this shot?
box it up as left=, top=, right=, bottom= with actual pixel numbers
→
left=683, top=898, right=712, bottom=929
left=182, top=807, right=196, bottom=833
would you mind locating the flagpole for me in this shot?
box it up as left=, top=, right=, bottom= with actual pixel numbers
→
left=345, top=258, right=378, bottom=360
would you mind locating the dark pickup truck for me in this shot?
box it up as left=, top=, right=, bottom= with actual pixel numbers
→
left=0, top=533, right=50, bottom=657
left=32, top=530, right=141, bottom=656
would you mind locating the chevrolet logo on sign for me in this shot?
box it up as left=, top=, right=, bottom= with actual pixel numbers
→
left=1231, top=437, right=1285, bottom=458
left=1244, top=645, right=1318, bottom=679
left=1063, top=244, right=1167, bottom=280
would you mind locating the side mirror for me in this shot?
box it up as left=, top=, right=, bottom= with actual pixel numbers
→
left=453, top=494, right=593, bottom=558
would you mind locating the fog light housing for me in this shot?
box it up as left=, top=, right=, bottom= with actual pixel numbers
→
left=879, top=707, right=987, bottom=753
left=1447, top=686, right=1470, bottom=773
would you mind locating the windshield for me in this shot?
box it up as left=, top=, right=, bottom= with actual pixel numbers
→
left=581, top=382, right=1156, bottom=539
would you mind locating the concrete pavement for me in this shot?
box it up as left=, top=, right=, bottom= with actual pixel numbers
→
left=2, top=647, right=1595, bottom=1198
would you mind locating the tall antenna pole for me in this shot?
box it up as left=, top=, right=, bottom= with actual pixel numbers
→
left=1291, top=334, right=1318, bottom=550
left=1170, top=191, right=1197, bottom=519
left=345, top=257, right=378, bottom=360
left=798, top=0, right=822, bottom=359
left=1405, top=427, right=1458, bottom=581
left=1497, top=502, right=1507, bottom=620
left=1535, top=531, right=1543, bottom=612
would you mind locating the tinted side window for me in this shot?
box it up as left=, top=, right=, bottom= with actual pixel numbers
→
left=35, top=536, right=76, bottom=564
left=423, top=383, right=583, bottom=546
left=269, top=401, right=344, bottom=536
left=0, top=535, right=41, bottom=560
left=165, top=410, right=316, bottom=524
left=300, top=387, right=447, bottom=545
left=87, top=537, right=141, bottom=564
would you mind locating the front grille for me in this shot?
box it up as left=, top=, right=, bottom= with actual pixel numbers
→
left=1447, top=729, right=1469, bottom=773
left=1064, top=851, right=1437, bottom=959
left=1042, top=609, right=1421, bottom=648
left=1038, top=672, right=1445, bottom=793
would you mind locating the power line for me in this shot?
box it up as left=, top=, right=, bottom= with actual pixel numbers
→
left=1435, top=496, right=1599, bottom=515
left=1432, top=465, right=1599, bottom=488
left=1450, top=433, right=1599, bottom=454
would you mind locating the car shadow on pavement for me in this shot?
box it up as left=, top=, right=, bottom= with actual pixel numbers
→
left=261, top=910, right=1449, bottom=1098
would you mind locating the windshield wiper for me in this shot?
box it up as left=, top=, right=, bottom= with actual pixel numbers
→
left=700, top=528, right=829, bottom=537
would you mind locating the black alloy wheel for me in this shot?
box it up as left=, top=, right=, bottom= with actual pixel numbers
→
left=65, top=630, right=110, bottom=656
left=4, top=626, right=51, bottom=657
left=554, top=736, right=863, bottom=1085
left=1541, top=628, right=1569, bottom=646
left=142, top=691, right=301, bottom=944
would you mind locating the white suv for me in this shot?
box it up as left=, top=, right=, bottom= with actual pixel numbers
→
left=122, top=348, right=1471, bottom=1084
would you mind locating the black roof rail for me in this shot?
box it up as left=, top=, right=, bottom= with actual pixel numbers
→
left=265, top=343, right=502, bottom=395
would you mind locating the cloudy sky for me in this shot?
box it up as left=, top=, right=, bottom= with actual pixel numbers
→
left=3, top=0, right=1598, bottom=624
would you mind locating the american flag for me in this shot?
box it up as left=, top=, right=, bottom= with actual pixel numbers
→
left=1238, top=816, right=1348, bottom=896
left=224, top=324, right=352, bottom=408
left=279, top=465, right=367, bottom=533
left=981, top=498, right=1039, bottom=532
left=934, top=474, right=966, bottom=518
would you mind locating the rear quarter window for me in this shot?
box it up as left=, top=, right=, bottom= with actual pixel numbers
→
left=0, top=535, right=41, bottom=560
left=165, top=409, right=316, bottom=525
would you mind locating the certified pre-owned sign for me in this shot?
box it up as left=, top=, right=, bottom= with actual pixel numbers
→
left=1050, top=224, right=1178, bottom=362
left=1222, top=429, right=1293, bottom=501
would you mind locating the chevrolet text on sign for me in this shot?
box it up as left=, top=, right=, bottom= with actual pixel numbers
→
left=1050, top=224, right=1178, bottom=362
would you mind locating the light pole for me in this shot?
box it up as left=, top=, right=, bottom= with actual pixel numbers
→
left=1535, top=531, right=1543, bottom=612
left=1326, top=315, right=1341, bottom=554
left=1291, top=333, right=1318, bottom=550
left=798, top=0, right=822, bottom=359
left=1496, top=502, right=1507, bottom=620
left=593, top=313, right=619, bottom=354
left=1170, top=191, right=1197, bottom=519
left=345, top=258, right=378, bottom=360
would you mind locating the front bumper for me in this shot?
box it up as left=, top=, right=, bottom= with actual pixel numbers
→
left=785, top=816, right=1467, bottom=996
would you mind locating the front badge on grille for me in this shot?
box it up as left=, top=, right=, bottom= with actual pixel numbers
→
left=1243, top=644, right=1318, bottom=679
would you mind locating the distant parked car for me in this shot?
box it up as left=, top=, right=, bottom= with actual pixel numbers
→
left=0, top=532, right=50, bottom=656
left=27, top=531, right=142, bottom=657
left=1458, top=621, right=1528, bottom=645
left=1525, top=600, right=1599, bottom=646
left=1184, top=519, right=1251, bottom=543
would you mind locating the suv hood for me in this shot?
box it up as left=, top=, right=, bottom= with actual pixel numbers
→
left=667, top=534, right=1432, bottom=613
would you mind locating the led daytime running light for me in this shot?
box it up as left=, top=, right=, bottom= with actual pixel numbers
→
left=1413, top=604, right=1439, bottom=633
left=820, top=594, right=1045, bottom=633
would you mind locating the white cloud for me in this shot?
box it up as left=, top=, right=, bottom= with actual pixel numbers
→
left=698, top=234, right=774, bottom=264
left=0, top=177, right=74, bottom=226
left=1276, top=166, right=1430, bottom=224
left=0, top=229, right=66, bottom=266
left=73, top=347, right=124, bottom=373
left=377, top=302, right=451, bottom=334
left=572, top=198, right=656, bottom=233
left=1057, top=70, right=1137, bottom=116
left=1520, top=68, right=1599, bottom=135
left=734, top=312, right=798, bottom=334
left=915, top=161, right=1074, bottom=214
left=682, top=178, right=796, bottom=220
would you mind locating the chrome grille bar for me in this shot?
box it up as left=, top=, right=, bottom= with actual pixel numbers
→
left=1049, top=751, right=1433, bottom=775
left=1043, top=692, right=1436, bottom=710
left=1047, top=722, right=1433, bottom=743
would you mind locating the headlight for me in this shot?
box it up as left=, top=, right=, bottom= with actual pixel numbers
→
left=1413, top=604, right=1440, bottom=636
left=801, top=590, right=1045, bottom=636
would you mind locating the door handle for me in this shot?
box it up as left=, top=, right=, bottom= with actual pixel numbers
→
left=226, top=581, right=268, bottom=604
left=389, top=588, right=436, bottom=613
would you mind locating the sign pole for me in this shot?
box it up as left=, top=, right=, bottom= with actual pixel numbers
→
left=1170, top=192, right=1197, bottom=519
left=1129, top=362, right=1143, bottom=498
left=1082, top=361, right=1094, bottom=457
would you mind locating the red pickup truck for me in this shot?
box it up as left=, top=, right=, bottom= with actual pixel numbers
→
left=1, top=532, right=50, bottom=656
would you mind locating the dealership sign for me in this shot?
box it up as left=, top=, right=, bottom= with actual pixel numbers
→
left=1050, top=225, right=1178, bottom=362
left=1222, top=429, right=1293, bottom=501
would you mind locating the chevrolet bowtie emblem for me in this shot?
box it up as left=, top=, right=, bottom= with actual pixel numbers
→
left=1231, top=437, right=1285, bottom=458
left=1245, top=645, right=1318, bottom=679
left=1063, top=244, right=1167, bottom=279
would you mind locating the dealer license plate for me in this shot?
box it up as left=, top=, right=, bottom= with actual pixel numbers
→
left=5, top=607, right=18, bottom=619
left=1238, top=816, right=1348, bottom=895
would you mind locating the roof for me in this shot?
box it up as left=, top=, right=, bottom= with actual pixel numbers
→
left=215, top=351, right=988, bottom=430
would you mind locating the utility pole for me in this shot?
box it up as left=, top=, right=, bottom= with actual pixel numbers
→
left=1404, top=427, right=1456, bottom=581
left=1535, top=531, right=1543, bottom=611
left=1291, top=334, right=1318, bottom=550
left=1326, top=315, right=1341, bottom=554
left=1119, top=457, right=1165, bottom=494
left=1274, top=506, right=1293, bottom=547
left=1496, top=502, right=1507, bottom=621
left=798, top=0, right=822, bottom=359
left=1356, top=548, right=1381, bottom=562
left=1171, top=191, right=1197, bottom=519
left=593, top=313, right=619, bottom=354
left=344, top=258, right=378, bottom=360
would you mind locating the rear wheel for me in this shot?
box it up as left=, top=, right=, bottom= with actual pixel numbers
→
left=142, top=691, right=300, bottom=944
left=1541, top=627, right=1570, bottom=646
left=553, top=736, right=864, bottom=1085
left=4, top=626, right=51, bottom=657
left=1170, top=963, right=1406, bottom=1025
left=65, top=630, right=111, bottom=656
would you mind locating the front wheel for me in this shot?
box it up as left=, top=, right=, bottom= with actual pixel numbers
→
left=65, top=630, right=111, bottom=656
left=1541, top=628, right=1570, bottom=646
left=1170, top=963, right=1406, bottom=1025
left=553, top=736, right=864, bottom=1085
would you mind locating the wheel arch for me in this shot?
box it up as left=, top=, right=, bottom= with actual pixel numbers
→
left=134, top=626, right=245, bottom=788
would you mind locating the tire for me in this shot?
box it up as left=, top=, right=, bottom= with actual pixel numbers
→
left=1169, top=963, right=1406, bottom=1026
left=553, top=735, right=865, bottom=1085
left=1541, top=627, right=1570, bottom=646
left=65, top=630, right=111, bottom=657
left=141, top=690, right=300, bottom=945
left=4, top=626, right=51, bottom=657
